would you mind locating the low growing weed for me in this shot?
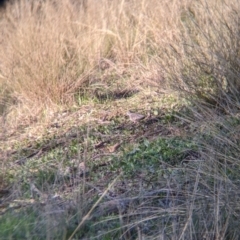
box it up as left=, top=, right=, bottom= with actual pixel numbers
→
left=116, top=137, right=198, bottom=176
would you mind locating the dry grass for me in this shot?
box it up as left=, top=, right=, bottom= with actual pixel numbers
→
left=0, top=0, right=173, bottom=124
left=1, top=0, right=240, bottom=239
left=159, top=0, right=240, bottom=109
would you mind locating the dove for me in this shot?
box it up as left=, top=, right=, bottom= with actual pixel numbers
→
left=127, top=111, right=145, bottom=123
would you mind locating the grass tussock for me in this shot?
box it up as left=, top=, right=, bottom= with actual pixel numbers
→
left=0, top=0, right=175, bottom=119
left=161, top=0, right=240, bottom=110
left=1, top=0, right=240, bottom=239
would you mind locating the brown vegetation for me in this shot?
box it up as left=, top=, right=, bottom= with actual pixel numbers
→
left=1, top=0, right=240, bottom=239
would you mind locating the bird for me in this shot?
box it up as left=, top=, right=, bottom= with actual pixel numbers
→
left=127, top=111, right=145, bottom=123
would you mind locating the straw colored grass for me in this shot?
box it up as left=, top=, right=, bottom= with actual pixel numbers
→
left=0, top=0, right=176, bottom=119
left=1, top=0, right=240, bottom=239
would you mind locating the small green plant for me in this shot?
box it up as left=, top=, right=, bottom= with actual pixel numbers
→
left=116, top=137, right=198, bottom=176
left=0, top=208, right=42, bottom=240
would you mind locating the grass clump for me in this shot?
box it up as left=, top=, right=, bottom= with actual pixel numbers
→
left=161, top=0, right=240, bottom=112
left=0, top=208, right=46, bottom=240
left=0, top=0, right=168, bottom=121
left=1, top=0, right=240, bottom=239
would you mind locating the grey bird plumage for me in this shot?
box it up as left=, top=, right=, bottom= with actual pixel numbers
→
left=127, top=111, right=145, bottom=122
